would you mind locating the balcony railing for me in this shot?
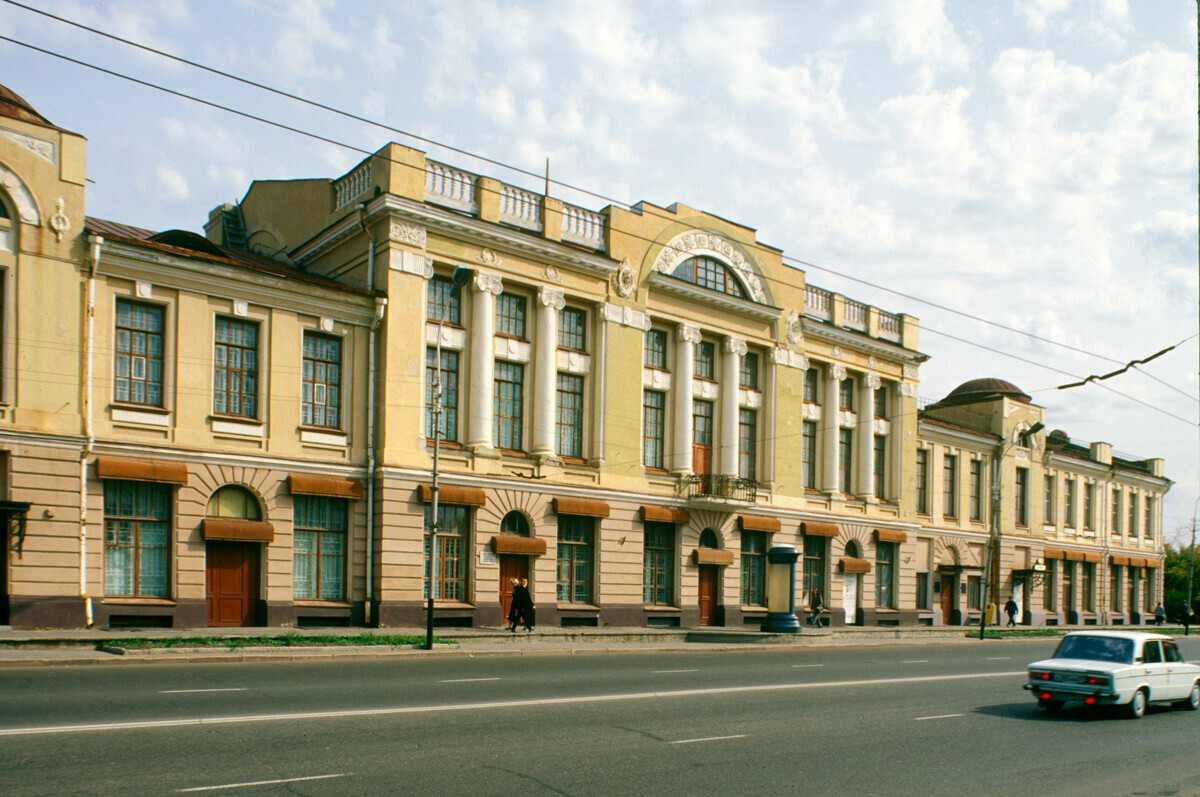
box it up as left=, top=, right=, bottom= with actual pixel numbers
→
left=844, top=298, right=868, bottom=332
left=333, top=160, right=373, bottom=210
left=561, top=202, right=605, bottom=250
left=682, top=474, right=758, bottom=503
left=425, top=160, right=479, bottom=214
left=804, top=285, right=832, bottom=321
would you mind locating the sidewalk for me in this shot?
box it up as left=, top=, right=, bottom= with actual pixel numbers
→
left=0, top=622, right=1086, bottom=667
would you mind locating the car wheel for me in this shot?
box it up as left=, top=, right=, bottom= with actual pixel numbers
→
left=1174, top=681, right=1200, bottom=711
left=1126, top=688, right=1147, bottom=719
left=1038, top=697, right=1064, bottom=712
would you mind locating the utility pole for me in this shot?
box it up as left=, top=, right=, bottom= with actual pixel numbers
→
left=1187, top=511, right=1196, bottom=637
left=424, top=318, right=444, bottom=651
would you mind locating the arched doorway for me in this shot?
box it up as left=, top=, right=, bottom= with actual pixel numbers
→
left=842, top=540, right=862, bottom=625
left=497, top=511, right=531, bottom=621
left=697, top=528, right=721, bottom=626
left=205, top=485, right=265, bottom=627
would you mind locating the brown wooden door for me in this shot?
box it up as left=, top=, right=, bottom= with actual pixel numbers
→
left=498, top=555, right=529, bottom=621
left=698, top=565, right=718, bottom=626
left=940, top=575, right=953, bottom=619
left=1, top=512, right=8, bottom=625
left=206, top=541, right=260, bottom=627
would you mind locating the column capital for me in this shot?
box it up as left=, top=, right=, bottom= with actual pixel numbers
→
left=724, top=337, right=748, bottom=356
left=679, top=324, right=702, bottom=344
left=538, top=287, right=565, bottom=309
left=826, top=363, right=847, bottom=382
left=474, top=272, right=503, bottom=295
left=864, top=372, right=881, bottom=390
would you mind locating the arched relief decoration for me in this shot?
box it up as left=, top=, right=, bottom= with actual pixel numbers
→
left=934, top=537, right=974, bottom=568
left=186, top=465, right=275, bottom=520
left=840, top=525, right=871, bottom=556
left=479, top=489, right=550, bottom=537
left=684, top=509, right=735, bottom=548
left=0, top=165, right=40, bottom=225
left=650, top=229, right=772, bottom=306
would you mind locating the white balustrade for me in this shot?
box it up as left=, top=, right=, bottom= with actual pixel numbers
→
left=333, top=160, right=373, bottom=209
left=500, top=184, right=543, bottom=232
left=425, top=161, right=479, bottom=213
left=561, top=203, right=605, bottom=251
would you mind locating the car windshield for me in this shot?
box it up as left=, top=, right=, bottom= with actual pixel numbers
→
left=1052, top=635, right=1134, bottom=664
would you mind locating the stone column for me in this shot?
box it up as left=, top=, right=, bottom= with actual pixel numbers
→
left=673, top=325, right=701, bottom=474
left=532, top=287, right=564, bottom=460
left=822, top=363, right=845, bottom=494
left=722, top=337, right=746, bottom=477
left=466, top=272, right=503, bottom=452
left=858, top=372, right=880, bottom=500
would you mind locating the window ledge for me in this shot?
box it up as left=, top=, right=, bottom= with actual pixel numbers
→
left=557, top=603, right=600, bottom=612
left=211, top=415, right=264, bottom=438
left=110, top=404, right=171, bottom=427
left=430, top=601, right=475, bottom=610
left=293, top=600, right=352, bottom=609
left=298, top=426, right=348, bottom=447
left=643, top=605, right=681, bottom=613
left=101, top=597, right=176, bottom=606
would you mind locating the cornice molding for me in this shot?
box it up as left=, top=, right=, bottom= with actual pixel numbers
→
left=648, top=271, right=781, bottom=322
left=801, top=317, right=927, bottom=367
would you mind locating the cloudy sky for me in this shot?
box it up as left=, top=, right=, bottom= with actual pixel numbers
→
left=2, top=0, right=1197, bottom=541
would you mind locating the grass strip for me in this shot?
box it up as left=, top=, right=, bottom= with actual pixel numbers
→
left=977, top=629, right=1065, bottom=639
left=101, top=632, right=451, bottom=650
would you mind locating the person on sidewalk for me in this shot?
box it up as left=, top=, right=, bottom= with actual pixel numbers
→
left=1154, top=603, right=1165, bottom=626
left=807, top=587, right=823, bottom=628
left=1004, top=598, right=1018, bottom=628
left=506, top=578, right=521, bottom=632
left=511, top=578, right=535, bottom=632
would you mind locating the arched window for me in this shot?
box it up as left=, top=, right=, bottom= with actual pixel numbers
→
left=844, top=540, right=860, bottom=558
left=699, top=528, right=720, bottom=549
left=500, top=511, right=529, bottom=536
left=676, top=256, right=746, bottom=299
left=206, top=485, right=262, bottom=520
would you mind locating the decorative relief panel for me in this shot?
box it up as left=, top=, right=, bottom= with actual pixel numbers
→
left=1, top=128, right=55, bottom=163
left=643, top=368, right=672, bottom=390
left=543, top=265, right=563, bottom=283
left=494, top=337, right=531, bottom=363
left=612, top=258, right=637, bottom=298
left=600, top=303, right=650, bottom=330
left=771, top=347, right=808, bottom=370
left=479, top=248, right=501, bottom=268
left=388, top=221, right=427, bottom=247
left=803, top=403, right=822, bottom=421
left=49, top=197, right=70, bottom=243
left=784, top=308, right=803, bottom=346
left=556, top=350, right=591, bottom=374
left=426, top=323, right=466, bottom=351
left=651, top=230, right=769, bottom=304
left=389, top=250, right=433, bottom=277
left=693, top=380, right=719, bottom=400
left=0, top=164, right=40, bottom=224
left=739, top=389, right=762, bottom=409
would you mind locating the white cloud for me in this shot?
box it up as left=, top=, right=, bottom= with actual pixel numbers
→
left=154, top=164, right=190, bottom=201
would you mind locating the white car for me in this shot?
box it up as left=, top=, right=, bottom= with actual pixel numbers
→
left=1025, top=630, right=1200, bottom=718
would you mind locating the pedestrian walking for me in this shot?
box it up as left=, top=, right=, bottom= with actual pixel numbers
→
left=1154, top=603, right=1165, bottom=626
left=807, top=587, right=823, bottom=628
left=1004, top=598, right=1018, bottom=628
left=506, top=578, right=521, bottom=632
left=511, top=577, right=535, bottom=632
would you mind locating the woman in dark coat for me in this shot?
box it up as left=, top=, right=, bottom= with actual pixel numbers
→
left=510, top=578, right=535, bottom=632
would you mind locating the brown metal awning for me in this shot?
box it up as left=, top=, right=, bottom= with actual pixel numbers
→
left=1042, top=547, right=1065, bottom=559
left=553, top=497, right=610, bottom=517
left=874, top=529, right=908, bottom=543
left=1109, top=554, right=1130, bottom=565
left=739, top=515, right=780, bottom=533
left=491, top=534, right=547, bottom=556
left=418, top=484, right=487, bottom=507
left=201, top=518, right=274, bottom=543
left=289, top=473, right=363, bottom=499
left=1081, top=552, right=1101, bottom=563
left=693, top=548, right=735, bottom=566
left=801, top=521, right=839, bottom=538
left=95, top=456, right=188, bottom=485
left=839, top=557, right=871, bottom=574
left=640, top=505, right=690, bottom=524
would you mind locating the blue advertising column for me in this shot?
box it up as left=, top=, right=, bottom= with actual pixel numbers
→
left=762, top=545, right=801, bottom=633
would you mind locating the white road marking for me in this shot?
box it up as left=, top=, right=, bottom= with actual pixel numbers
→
left=653, top=669, right=698, bottom=674
left=791, top=664, right=824, bottom=669
left=914, top=713, right=963, bottom=721
left=902, top=660, right=929, bottom=664
left=439, top=677, right=500, bottom=683
left=0, top=671, right=1025, bottom=738
left=669, top=734, right=747, bottom=744
left=986, top=657, right=1011, bottom=661
left=160, top=688, right=248, bottom=695
left=176, top=773, right=348, bottom=792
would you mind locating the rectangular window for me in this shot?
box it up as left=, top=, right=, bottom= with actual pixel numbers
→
left=1061, top=561, right=1075, bottom=612
left=558, top=306, right=586, bottom=351
left=916, top=449, right=929, bottom=514
left=739, top=352, right=759, bottom=390
left=114, top=299, right=164, bottom=406
left=293, top=495, right=347, bottom=600
left=644, top=328, right=668, bottom=369
left=693, top=400, right=714, bottom=448
left=1015, top=467, right=1029, bottom=526
left=301, top=333, right=341, bottom=428
left=838, top=429, right=853, bottom=494
left=1110, top=564, right=1122, bottom=612
left=1081, top=562, right=1094, bottom=611
left=1083, top=482, right=1095, bottom=530
left=967, top=575, right=982, bottom=610
left=493, top=361, right=524, bottom=450
left=643, top=391, right=665, bottom=469
left=1044, top=475, right=1055, bottom=525
left=875, top=541, right=895, bottom=607
left=874, top=385, right=888, bottom=419
left=873, top=435, right=887, bottom=500
left=738, top=408, right=757, bottom=481
left=213, top=317, right=258, bottom=417
left=1070, top=482, right=1084, bottom=530
left=427, top=275, right=461, bottom=324
left=969, top=460, right=983, bottom=521
left=1128, top=493, right=1139, bottom=537
left=555, top=373, right=584, bottom=458
left=424, top=348, right=459, bottom=441
left=802, top=534, right=826, bottom=598
left=803, top=368, right=818, bottom=403
left=557, top=515, right=594, bottom=603
left=103, top=480, right=170, bottom=597
left=496, top=293, right=527, bottom=338
left=916, top=571, right=930, bottom=610
left=741, top=530, right=767, bottom=606
left=943, top=453, right=958, bottom=518
left=801, top=421, right=817, bottom=489
left=423, top=503, right=468, bottom=600
left=1144, top=496, right=1154, bottom=539
left=643, top=522, right=674, bottom=605
left=839, top=378, right=854, bottom=411
left=1111, top=488, right=1122, bottom=534
left=694, top=340, right=715, bottom=380
left=1143, top=571, right=1153, bottom=612
left=1042, top=561, right=1056, bottom=611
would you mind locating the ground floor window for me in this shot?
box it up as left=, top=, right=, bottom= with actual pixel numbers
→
left=1143, top=570, right=1154, bottom=612
left=741, top=531, right=767, bottom=606
left=875, top=541, right=895, bottom=607
left=801, top=535, right=825, bottom=600
left=424, top=503, right=469, bottom=600
left=293, top=495, right=347, bottom=600
left=557, top=515, right=594, bottom=603
left=967, top=575, right=981, bottom=610
left=916, top=571, right=930, bottom=610
left=643, top=522, right=673, bottom=605
left=1042, top=561, right=1056, bottom=610
left=1110, top=564, right=1122, bottom=612
left=104, top=480, right=170, bottom=597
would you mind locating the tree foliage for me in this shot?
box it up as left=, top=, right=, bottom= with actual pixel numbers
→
left=1162, top=542, right=1198, bottom=616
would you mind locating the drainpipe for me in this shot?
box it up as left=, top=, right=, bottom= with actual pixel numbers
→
left=358, top=204, right=382, bottom=626
left=81, top=236, right=102, bottom=628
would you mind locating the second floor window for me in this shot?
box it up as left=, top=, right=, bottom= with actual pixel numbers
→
left=114, top=299, right=164, bottom=406
left=558, top=306, right=587, bottom=351
left=739, top=351, right=759, bottom=390
left=802, top=420, right=817, bottom=489
left=643, top=391, right=666, bottom=469
left=677, top=255, right=745, bottom=298
left=969, top=460, right=983, bottom=520
left=874, top=385, right=888, bottom=419
left=1112, top=488, right=1122, bottom=534
left=301, top=333, right=341, bottom=429
left=1063, top=479, right=1076, bottom=527
left=427, top=276, right=461, bottom=324
left=1044, top=475, right=1056, bottom=525
left=738, top=408, right=757, bottom=481
left=803, top=368, right=818, bottom=402
left=1144, top=496, right=1155, bottom=539
left=496, top=293, right=526, bottom=338
left=494, top=361, right=524, bottom=450
left=424, top=348, right=459, bottom=441
left=839, top=378, right=854, bottom=411
left=915, top=449, right=929, bottom=513
left=943, top=454, right=958, bottom=517
left=873, top=435, right=887, bottom=500
left=838, top=428, right=853, bottom=494
left=1084, top=483, right=1095, bottom=530
left=1015, top=467, right=1029, bottom=526
left=644, top=328, right=668, bottom=369
left=1128, top=493, right=1139, bottom=537
left=555, top=373, right=584, bottom=458
left=694, top=341, right=715, bottom=380
left=213, top=318, right=258, bottom=417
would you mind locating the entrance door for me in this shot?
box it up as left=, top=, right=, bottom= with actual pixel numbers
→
left=698, top=565, right=718, bottom=626
left=940, top=575, right=954, bottom=620
left=1, top=513, right=8, bottom=625
left=206, top=541, right=260, bottom=627
left=842, top=573, right=859, bottom=625
left=498, top=554, right=529, bottom=622
left=1011, top=581, right=1024, bottom=624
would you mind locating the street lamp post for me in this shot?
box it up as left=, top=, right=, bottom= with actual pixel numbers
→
left=1186, top=498, right=1198, bottom=637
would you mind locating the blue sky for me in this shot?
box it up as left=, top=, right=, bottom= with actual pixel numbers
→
left=2, top=0, right=1197, bottom=540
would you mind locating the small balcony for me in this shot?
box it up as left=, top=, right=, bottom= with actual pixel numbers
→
left=682, top=474, right=758, bottom=504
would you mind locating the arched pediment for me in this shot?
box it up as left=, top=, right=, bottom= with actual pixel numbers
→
left=0, top=163, right=40, bottom=225
left=651, top=229, right=771, bottom=306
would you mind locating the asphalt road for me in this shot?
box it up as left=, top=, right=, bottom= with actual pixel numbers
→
left=1, top=638, right=1198, bottom=796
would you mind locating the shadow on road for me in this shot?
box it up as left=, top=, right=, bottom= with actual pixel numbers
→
left=973, top=701, right=1173, bottom=722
